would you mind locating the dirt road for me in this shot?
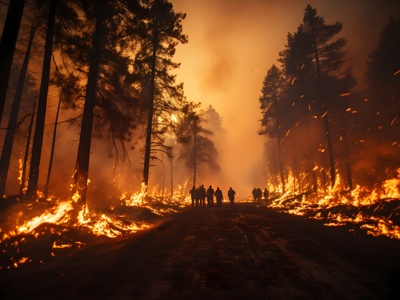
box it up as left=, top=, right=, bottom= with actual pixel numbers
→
left=1, top=203, right=400, bottom=299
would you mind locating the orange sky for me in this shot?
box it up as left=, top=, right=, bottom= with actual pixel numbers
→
left=169, top=0, right=400, bottom=196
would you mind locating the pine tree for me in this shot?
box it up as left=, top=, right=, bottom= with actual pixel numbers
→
left=70, top=0, right=107, bottom=213
left=137, top=0, right=187, bottom=191
left=365, top=17, right=400, bottom=144
left=177, top=104, right=220, bottom=188
left=25, top=0, right=57, bottom=200
left=0, top=0, right=25, bottom=125
left=278, top=5, right=355, bottom=188
left=366, top=17, right=400, bottom=90
left=0, top=22, right=36, bottom=197
left=259, top=64, right=286, bottom=192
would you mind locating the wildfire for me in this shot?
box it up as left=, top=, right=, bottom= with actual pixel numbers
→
left=267, top=168, right=400, bottom=239
left=0, top=182, right=190, bottom=270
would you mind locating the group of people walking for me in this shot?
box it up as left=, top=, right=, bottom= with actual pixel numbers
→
left=189, top=185, right=236, bottom=207
left=252, top=187, right=269, bottom=202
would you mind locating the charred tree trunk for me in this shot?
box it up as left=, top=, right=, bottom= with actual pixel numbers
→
left=20, top=98, right=37, bottom=195
left=25, top=0, right=56, bottom=200
left=142, top=20, right=159, bottom=192
left=192, top=122, right=197, bottom=189
left=0, top=0, right=25, bottom=125
left=43, top=96, right=61, bottom=199
left=0, top=23, right=36, bottom=197
left=309, top=19, right=336, bottom=188
left=342, top=125, right=353, bottom=190
left=71, top=0, right=106, bottom=212
left=273, top=79, right=285, bottom=193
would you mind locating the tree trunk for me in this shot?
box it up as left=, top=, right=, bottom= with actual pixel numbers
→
left=25, top=0, right=56, bottom=200
left=342, top=125, right=353, bottom=190
left=44, top=96, right=61, bottom=199
left=0, top=0, right=25, bottom=125
left=142, top=20, right=159, bottom=192
left=273, top=80, right=285, bottom=193
left=20, top=98, right=37, bottom=195
left=309, top=20, right=336, bottom=188
left=192, top=122, right=197, bottom=189
left=0, top=22, right=35, bottom=197
left=71, top=0, right=106, bottom=212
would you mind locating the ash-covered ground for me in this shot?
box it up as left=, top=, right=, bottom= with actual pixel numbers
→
left=1, top=202, right=400, bottom=299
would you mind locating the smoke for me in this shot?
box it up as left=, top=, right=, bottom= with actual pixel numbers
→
left=170, top=0, right=400, bottom=198
left=3, top=0, right=399, bottom=201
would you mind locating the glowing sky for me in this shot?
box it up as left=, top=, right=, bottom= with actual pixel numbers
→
left=170, top=0, right=400, bottom=196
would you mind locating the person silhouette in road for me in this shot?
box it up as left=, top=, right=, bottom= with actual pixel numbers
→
left=252, top=188, right=257, bottom=202
left=189, top=186, right=196, bottom=206
left=256, top=187, right=262, bottom=203
left=215, top=187, right=223, bottom=207
left=228, top=187, right=236, bottom=205
left=199, top=185, right=206, bottom=206
left=207, top=185, right=215, bottom=206
left=263, top=188, right=269, bottom=202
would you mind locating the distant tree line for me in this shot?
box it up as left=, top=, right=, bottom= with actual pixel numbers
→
left=259, top=5, right=400, bottom=193
left=0, top=0, right=220, bottom=217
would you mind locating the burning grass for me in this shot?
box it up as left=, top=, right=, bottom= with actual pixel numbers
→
left=0, top=191, right=191, bottom=271
left=266, top=169, right=400, bottom=240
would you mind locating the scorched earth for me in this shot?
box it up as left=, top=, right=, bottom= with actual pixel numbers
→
left=1, top=202, right=400, bottom=299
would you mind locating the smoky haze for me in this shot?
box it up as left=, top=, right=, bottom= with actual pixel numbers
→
left=170, top=0, right=400, bottom=197
left=1, top=0, right=399, bottom=201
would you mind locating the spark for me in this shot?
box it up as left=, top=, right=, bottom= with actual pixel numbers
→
left=339, top=92, right=350, bottom=97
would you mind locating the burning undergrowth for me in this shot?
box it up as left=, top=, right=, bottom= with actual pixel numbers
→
left=267, top=169, right=400, bottom=239
left=0, top=193, right=190, bottom=271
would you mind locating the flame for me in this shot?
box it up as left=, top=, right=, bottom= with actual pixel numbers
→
left=18, top=158, right=23, bottom=185
left=267, top=168, right=400, bottom=239
left=16, top=200, right=73, bottom=235
left=52, top=241, right=72, bottom=249
left=171, top=113, right=178, bottom=123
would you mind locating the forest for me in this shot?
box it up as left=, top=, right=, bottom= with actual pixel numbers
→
left=0, top=1, right=399, bottom=243
left=0, top=0, right=225, bottom=216
left=258, top=5, right=400, bottom=197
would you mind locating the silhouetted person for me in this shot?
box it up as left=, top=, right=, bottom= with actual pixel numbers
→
left=207, top=185, right=214, bottom=206
left=227, top=187, right=236, bottom=205
left=189, top=186, right=196, bottom=206
left=215, top=187, right=223, bottom=207
left=256, top=187, right=262, bottom=203
left=252, top=188, right=258, bottom=202
left=199, top=185, right=206, bottom=206
left=263, top=188, right=269, bottom=201
left=195, top=186, right=200, bottom=206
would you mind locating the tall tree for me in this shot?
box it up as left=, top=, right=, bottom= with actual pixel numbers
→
left=0, top=0, right=25, bottom=125
left=70, top=0, right=107, bottom=211
left=279, top=5, right=355, bottom=188
left=20, top=97, right=37, bottom=195
left=43, top=95, right=61, bottom=199
left=259, top=64, right=286, bottom=192
left=177, top=104, right=220, bottom=188
left=25, top=0, right=57, bottom=200
left=365, top=17, right=400, bottom=91
left=0, top=22, right=36, bottom=196
left=138, top=0, right=187, bottom=191
left=365, top=17, right=400, bottom=144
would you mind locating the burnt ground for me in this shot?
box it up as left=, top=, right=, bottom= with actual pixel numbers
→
left=1, top=202, right=400, bottom=299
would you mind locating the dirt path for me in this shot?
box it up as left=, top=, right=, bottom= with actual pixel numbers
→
left=1, top=203, right=400, bottom=299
